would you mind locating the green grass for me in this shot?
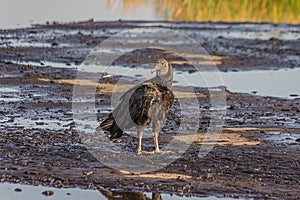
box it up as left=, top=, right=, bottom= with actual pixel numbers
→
left=115, top=0, right=300, bottom=24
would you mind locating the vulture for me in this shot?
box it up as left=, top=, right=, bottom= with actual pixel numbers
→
left=100, top=59, right=174, bottom=154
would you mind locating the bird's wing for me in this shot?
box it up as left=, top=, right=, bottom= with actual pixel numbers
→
left=128, top=82, right=160, bottom=127
left=103, top=82, right=159, bottom=131
left=151, top=84, right=175, bottom=122
left=156, top=84, right=174, bottom=110
left=101, top=81, right=174, bottom=138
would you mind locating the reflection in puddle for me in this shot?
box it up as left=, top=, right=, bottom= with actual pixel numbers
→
left=0, top=182, right=236, bottom=200
left=0, top=182, right=103, bottom=200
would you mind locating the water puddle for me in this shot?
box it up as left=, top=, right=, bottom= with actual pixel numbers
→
left=262, top=131, right=300, bottom=149
left=0, top=37, right=81, bottom=48
left=0, top=87, right=19, bottom=93
left=7, top=60, right=300, bottom=99
left=0, top=40, right=53, bottom=48
left=0, top=182, right=237, bottom=200
left=220, top=68, right=300, bottom=98
left=0, top=73, right=23, bottom=78
left=15, top=60, right=77, bottom=69
left=0, top=182, right=103, bottom=200
left=13, top=117, right=72, bottom=130
left=0, top=97, right=22, bottom=102
left=0, top=87, right=23, bottom=102
left=78, top=64, right=300, bottom=99
left=182, top=25, right=300, bottom=41
left=213, top=28, right=300, bottom=41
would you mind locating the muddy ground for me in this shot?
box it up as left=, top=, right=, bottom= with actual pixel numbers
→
left=0, top=21, right=300, bottom=199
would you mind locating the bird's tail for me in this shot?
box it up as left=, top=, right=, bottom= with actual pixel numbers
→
left=100, top=113, right=123, bottom=140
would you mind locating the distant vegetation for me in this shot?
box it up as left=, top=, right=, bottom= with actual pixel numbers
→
left=108, top=0, right=300, bottom=24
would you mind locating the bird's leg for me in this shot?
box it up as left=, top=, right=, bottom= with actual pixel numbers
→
left=154, top=131, right=160, bottom=153
left=153, top=120, right=162, bottom=153
left=137, top=127, right=143, bottom=154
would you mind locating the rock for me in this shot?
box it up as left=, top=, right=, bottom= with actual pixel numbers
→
left=42, top=190, right=54, bottom=196
left=51, top=42, right=59, bottom=47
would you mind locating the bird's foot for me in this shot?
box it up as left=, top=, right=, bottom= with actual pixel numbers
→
left=160, top=150, right=174, bottom=154
left=143, top=150, right=161, bottom=155
left=153, top=150, right=174, bottom=154
left=137, top=149, right=173, bottom=155
left=137, top=150, right=158, bottom=155
left=137, top=149, right=143, bottom=155
left=138, top=151, right=154, bottom=155
left=154, top=149, right=160, bottom=154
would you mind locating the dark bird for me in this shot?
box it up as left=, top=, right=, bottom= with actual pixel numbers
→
left=100, top=59, right=174, bottom=154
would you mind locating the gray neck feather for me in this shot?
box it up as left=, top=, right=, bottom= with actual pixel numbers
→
left=150, top=64, right=173, bottom=88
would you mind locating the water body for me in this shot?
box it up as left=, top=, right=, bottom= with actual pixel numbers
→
left=90, top=65, right=300, bottom=99
left=12, top=60, right=300, bottom=99
left=0, top=182, right=102, bottom=200
left=0, top=182, right=237, bottom=200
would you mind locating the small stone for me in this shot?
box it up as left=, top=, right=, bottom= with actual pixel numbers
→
left=42, top=190, right=54, bottom=196
left=14, top=188, right=22, bottom=192
left=51, top=42, right=59, bottom=47
left=295, top=138, right=300, bottom=142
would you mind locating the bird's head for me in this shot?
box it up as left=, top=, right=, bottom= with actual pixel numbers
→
left=151, top=59, right=171, bottom=76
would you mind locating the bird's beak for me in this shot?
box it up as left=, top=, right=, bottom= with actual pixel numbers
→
left=151, top=66, right=157, bottom=73
left=102, top=74, right=113, bottom=78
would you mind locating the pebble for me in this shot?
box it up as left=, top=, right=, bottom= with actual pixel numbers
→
left=42, top=190, right=54, bottom=196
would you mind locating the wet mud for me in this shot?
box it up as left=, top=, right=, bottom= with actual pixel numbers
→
left=0, top=21, right=300, bottom=199
left=1, top=21, right=299, bottom=71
